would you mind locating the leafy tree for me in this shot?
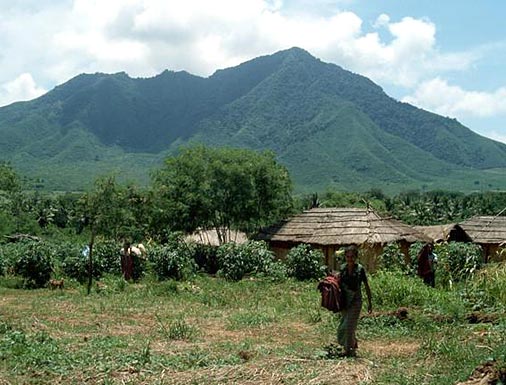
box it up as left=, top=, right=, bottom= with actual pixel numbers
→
left=0, top=162, right=21, bottom=193
left=151, top=146, right=293, bottom=243
left=77, top=176, right=135, bottom=293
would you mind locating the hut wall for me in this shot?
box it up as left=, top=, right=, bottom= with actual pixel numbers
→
left=399, top=240, right=412, bottom=265
left=268, top=241, right=293, bottom=260
left=359, top=244, right=383, bottom=272
left=483, top=244, right=505, bottom=263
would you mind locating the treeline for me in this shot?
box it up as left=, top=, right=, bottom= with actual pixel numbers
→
left=2, top=156, right=506, bottom=244
left=0, top=146, right=293, bottom=243
left=302, top=189, right=506, bottom=226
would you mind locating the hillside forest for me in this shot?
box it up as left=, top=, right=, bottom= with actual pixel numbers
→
left=3, top=48, right=506, bottom=194
left=2, top=145, right=506, bottom=246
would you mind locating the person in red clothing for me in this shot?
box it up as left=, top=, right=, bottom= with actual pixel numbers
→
left=417, top=243, right=438, bottom=287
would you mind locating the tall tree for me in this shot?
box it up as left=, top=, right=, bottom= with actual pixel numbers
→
left=151, top=146, right=293, bottom=243
left=77, top=176, right=135, bottom=294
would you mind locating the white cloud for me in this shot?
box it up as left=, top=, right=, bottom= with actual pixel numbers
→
left=2, top=1, right=479, bottom=78
left=486, top=131, right=506, bottom=144
left=403, top=78, right=506, bottom=118
left=0, top=73, right=47, bottom=107
left=0, top=0, right=491, bottom=114
left=373, top=13, right=390, bottom=28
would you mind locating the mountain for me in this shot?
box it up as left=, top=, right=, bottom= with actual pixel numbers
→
left=1, top=47, right=506, bottom=193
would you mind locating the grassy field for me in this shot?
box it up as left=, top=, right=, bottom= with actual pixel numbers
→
left=1, top=271, right=505, bottom=385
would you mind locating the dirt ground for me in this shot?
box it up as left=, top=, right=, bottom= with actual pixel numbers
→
left=455, top=360, right=506, bottom=385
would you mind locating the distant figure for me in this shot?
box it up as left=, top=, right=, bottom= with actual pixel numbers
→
left=417, top=243, right=438, bottom=287
left=81, top=245, right=90, bottom=258
left=337, top=245, right=372, bottom=357
left=120, top=241, right=134, bottom=280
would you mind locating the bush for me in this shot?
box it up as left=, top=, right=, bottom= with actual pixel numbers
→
left=193, top=243, right=218, bottom=274
left=435, top=242, right=483, bottom=286
left=378, top=243, right=410, bottom=273
left=94, top=240, right=122, bottom=276
left=370, top=270, right=466, bottom=317
left=465, top=262, right=506, bottom=311
left=286, top=243, right=326, bottom=281
left=55, top=242, right=88, bottom=282
left=58, top=239, right=126, bottom=282
left=12, top=240, right=54, bottom=288
left=0, top=246, right=5, bottom=276
left=0, top=243, right=22, bottom=275
left=216, top=241, right=280, bottom=281
left=149, top=240, right=197, bottom=281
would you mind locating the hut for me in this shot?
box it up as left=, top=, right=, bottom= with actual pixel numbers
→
left=413, top=224, right=471, bottom=243
left=186, top=228, right=248, bottom=246
left=459, top=216, right=506, bottom=262
left=255, top=207, right=431, bottom=271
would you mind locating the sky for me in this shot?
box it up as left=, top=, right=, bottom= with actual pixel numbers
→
left=1, top=0, right=506, bottom=143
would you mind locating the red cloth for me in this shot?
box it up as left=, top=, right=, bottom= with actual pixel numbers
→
left=317, top=275, right=345, bottom=312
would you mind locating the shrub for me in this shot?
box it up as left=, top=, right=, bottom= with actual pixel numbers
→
left=435, top=242, right=483, bottom=287
left=193, top=243, right=218, bottom=274
left=216, top=241, right=280, bottom=281
left=94, top=240, right=122, bottom=276
left=285, top=243, right=326, bottom=281
left=59, top=242, right=93, bottom=283
left=149, top=240, right=197, bottom=281
left=0, top=242, right=22, bottom=275
left=12, top=240, right=54, bottom=288
left=466, top=262, right=506, bottom=310
left=378, top=243, right=410, bottom=273
left=58, top=239, right=126, bottom=282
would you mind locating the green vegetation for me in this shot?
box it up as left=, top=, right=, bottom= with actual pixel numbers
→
left=1, top=152, right=506, bottom=383
left=152, top=146, right=293, bottom=238
left=2, top=48, right=506, bottom=193
left=1, top=262, right=505, bottom=384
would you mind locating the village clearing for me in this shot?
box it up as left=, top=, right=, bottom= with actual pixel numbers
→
left=0, top=273, right=505, bottom=385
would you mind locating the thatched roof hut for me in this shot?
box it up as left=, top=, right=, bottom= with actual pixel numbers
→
left=459, top=216, right=506, bottom=261
left=413, top=224, right=471, bottom=243
left=255, top=207, right=431, bottom=271
left=186, top=228, right=248, bottom=246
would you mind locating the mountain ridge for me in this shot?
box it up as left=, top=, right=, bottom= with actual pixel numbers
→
left=1, top=47, right=506, bottom=193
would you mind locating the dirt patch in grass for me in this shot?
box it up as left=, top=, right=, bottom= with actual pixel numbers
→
left=465, top=312, right=499, bottom=324
left=455, top=359, right=506, bottom=385
left=362, top=339, right=419, bottom=358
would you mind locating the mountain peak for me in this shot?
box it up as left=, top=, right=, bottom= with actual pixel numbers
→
left=1, top=48, right=506, bottom=192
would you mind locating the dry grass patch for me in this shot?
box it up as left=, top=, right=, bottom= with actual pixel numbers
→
left=363, top=339, right=420, bottom=358
left=147, top=357, right=373, bottom=385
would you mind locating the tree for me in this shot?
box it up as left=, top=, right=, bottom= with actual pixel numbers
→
left=0, top=163, right=28, bottom=236
left=0, top=162, right=21, bottom=193
left=77, top=176, right=135, bottom=293
left=151, top=146, right=293, bottom=243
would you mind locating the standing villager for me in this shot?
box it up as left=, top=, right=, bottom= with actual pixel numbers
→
left=120, top=240, right=134, bottom=280
left=417, top=243, right=438, bottom=287
left=337, top=245, right=372, bottom=357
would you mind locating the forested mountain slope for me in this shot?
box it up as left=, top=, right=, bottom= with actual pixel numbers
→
left=1, top=47, right=505, bottom=192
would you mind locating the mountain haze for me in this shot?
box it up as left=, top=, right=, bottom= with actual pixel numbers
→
left=1, top=47, right=506, bottom=192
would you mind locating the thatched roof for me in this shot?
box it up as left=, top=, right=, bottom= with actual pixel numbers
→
left=413, top=224, right=470, bottom=243
left=459, top=216, right=506, bottom=244
left=186, top=228, right=248, bottom=246
left=256, top=207, right=431, bottom=246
